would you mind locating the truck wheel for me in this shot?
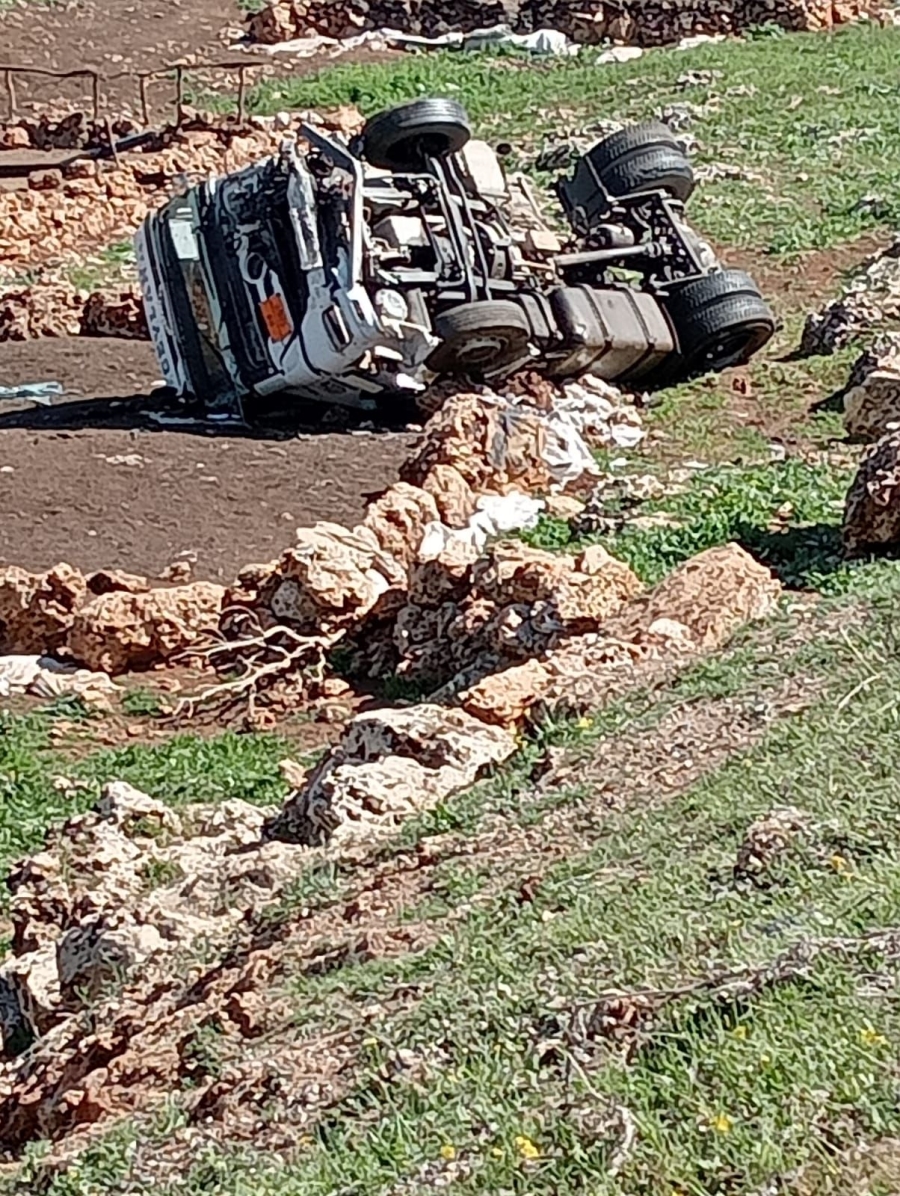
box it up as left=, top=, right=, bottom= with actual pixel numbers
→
left=586, top=121, right=695, bottom=202
left=427, top=300, right=531, bottom=376
left=662, top=269, right=776, bottom=381
left=361, top=98, right=472, bottom=171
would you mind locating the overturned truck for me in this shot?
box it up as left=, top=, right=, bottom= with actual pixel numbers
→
left=135, top=98, right=775, bottom=421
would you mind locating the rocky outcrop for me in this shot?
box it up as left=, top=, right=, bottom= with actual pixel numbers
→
left=841, top=333, right=900, bottom=441
left=459, top=543, right=782, bottom=726
left=800, top=239, right=900, bottom=357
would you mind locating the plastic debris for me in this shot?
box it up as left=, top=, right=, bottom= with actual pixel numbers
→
left=0, top=381, right=63, bottom=406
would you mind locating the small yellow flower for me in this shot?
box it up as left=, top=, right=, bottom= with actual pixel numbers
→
left=760, top=1053, right=771, bottom=1066
left=491, top=1147, right=504, bottom=1159
left=731, top=1025, right=749, bottom=1040
left=712, top=1113, right=733, bottom=1134
left=830, top=853, right=849, bottom=873
left=577, top=716, right=594, bottom=730
left=440, top=1144, right=456, bottom=1161
left=860, top=1027, right=887, bottom=1047
left=515, top=1135, right=541, bottom=1160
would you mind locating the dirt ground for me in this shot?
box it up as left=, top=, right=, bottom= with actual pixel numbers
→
left=0, top=339, right=413, bottom=581
left=0, top=0, right=399, bottom=118
left=1, top=0, right=248, bottom=114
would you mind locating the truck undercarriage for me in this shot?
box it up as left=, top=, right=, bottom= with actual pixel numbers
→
left=135, top=98, right=776, bottom=422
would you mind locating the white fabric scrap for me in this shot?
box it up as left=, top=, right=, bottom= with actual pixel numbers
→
left=418, top=492, right=545, bottom=557
left=0, top=655, right=122, bottom=703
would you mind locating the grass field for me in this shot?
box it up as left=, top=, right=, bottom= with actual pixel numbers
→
left=5, top=19, right=900, bottom=1196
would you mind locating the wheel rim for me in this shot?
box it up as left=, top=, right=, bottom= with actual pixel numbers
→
left=430, top=328, right=527, bottom=376
left=456, top=334, right=511, bottom=367
left=694, top=321, right=771, bottom=372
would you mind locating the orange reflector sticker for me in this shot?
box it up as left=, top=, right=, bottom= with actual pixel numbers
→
left=259, top=294, right=292, bottom=342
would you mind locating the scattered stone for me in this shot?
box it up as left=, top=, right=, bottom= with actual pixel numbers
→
left=68, top=582, right=225, bottom=674
left=0, top=563, right=86, bottom=654
left=606, top=542, right=782, bottom=652
left=245, top=523, right=406, bottom=636
left=799, top=238, right=900, bottom=356
left=734, top=806, right=812, bottom=885
left=265, top=706, right=517, bottom=846
left=460, top=658, right=551, bottom=727
left=843, top=428, right=900, bottom=555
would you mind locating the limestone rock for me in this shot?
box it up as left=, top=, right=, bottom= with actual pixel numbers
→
left=68, top=582, right=224, bottom=674
left=0, top=563, right=86, bottom=653
left=265, top=706, right=517, bottom=846
left=401, top=391, right=556, bottom=497
left=361, top=483, right=440, bottom=569
left=799, top=239, right=900, bottom=356
left=57, top=913, right=165, bottom=1006
left=420, top=463, right=476, bottom=529
left=472, top=542, right=573, bottom=606
left=1, top=782, right=306, bottom=1048
left=460, top=658, right=552, bottom=727
left=408, top=537, right=480, bottom=605
left=843, top=331, right=900, bottom=394
left=607, top=543, right=781, bottom=651
left=0, top=942, right=61, bottom=1050
left=843, top=429, right=900, bottom=555
left=96, top=780, right=182, bottom=834
left=844, top=369, right=900, bottom=442
left=473, top=540, right=641, bottom=630
left=248, top=523, right=405, bottom=636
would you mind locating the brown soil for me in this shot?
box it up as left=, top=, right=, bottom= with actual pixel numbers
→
left=0, top=338, right=413, bottom=581
left=0, top=0, right=402, bottom=119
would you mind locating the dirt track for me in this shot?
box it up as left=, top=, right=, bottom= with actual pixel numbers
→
left=0, top=339, right=413, bottom=580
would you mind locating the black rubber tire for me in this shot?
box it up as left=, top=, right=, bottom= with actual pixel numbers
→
left=361, top=98, right=472, bottom=171
left=661, top=269, right=776, bottom=381
left=586, top=121, right=695, bottom=203
left=427, top=300, right=531, bottom=376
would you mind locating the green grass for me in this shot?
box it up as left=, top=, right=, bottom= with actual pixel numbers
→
left=0, top=713, right=300, bottom=896
left=524, top=457, right=866, bottom=590
left=247, top=23, right=900, bottom=257
left=14, top=570, right=900, bottom=1195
